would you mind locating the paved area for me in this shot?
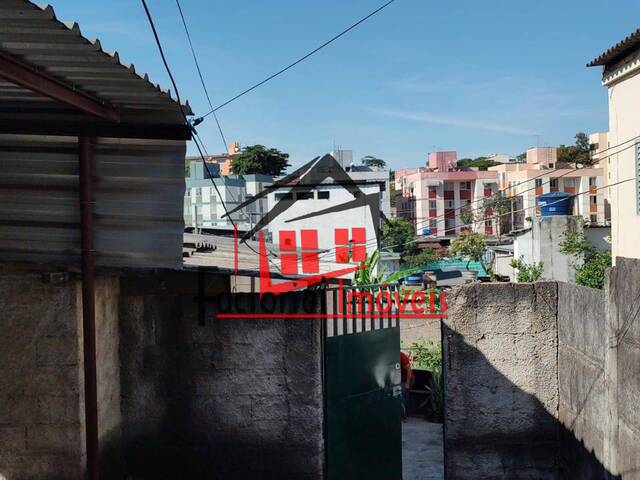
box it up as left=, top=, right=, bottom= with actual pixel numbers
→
left=402, top=417, right=444, bottom=480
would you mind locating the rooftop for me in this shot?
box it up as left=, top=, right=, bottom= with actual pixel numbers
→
left=0, top=0, right=191, bottom=139
left=587, top=27, right=640, bottom=68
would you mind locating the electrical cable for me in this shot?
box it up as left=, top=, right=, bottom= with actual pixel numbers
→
left=200, top=0, right=398, bottom=117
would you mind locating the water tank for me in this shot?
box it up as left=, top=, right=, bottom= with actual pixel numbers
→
left=422, top=227, right=431, bottom=235
left=537, top=191, right=574, bottom=216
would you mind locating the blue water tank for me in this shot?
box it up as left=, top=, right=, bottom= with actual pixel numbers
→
left=422, top=227, right=431, bottom=235
left=537, top=191, right=574, bottom=216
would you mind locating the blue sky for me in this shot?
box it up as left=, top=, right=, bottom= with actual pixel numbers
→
left=50, top=0, right=640, bottom=170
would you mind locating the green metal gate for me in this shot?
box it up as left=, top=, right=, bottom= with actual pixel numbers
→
left=323, top=285, right=402, bottom=480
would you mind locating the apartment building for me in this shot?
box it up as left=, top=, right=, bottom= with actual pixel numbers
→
left=489, top=147, right=606, bottom=227
left=588, top=28, right=640, bottom=262
left=185, top=140, right=241, bottom=176
left=396, top=152, right=499, bottom=237
left=184, top=160, right=272, bottom=231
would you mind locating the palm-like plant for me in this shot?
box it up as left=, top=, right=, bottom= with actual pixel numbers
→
left=353, top=250, right=424, bottom=286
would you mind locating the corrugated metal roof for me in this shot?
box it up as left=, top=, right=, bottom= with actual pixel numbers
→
left=0, top=0, right=191, bottom=129
left=0, top=134, right=186, bottom=269
left=587, top=27, right=640, bottom=68
left=183, top=233, right=351, bottom=279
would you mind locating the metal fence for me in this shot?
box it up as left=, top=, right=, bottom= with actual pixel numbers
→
left=324, top=283, right=400, bottom=337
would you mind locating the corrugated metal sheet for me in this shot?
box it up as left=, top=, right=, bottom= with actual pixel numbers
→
left=0, top=134, right=186, bottom=269
left=0, top=0, right=192, bottom=126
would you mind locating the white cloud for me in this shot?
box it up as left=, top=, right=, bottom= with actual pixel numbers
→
left=370, top=107, right=537, bottom=136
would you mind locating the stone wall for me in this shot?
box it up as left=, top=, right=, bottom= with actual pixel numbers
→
left=118, top=272, right=324, bottom=479
left=557, top=282, right=607, bottom=478
left=0, top=264, right=120, bottom=480
left=443, top=282, right=560, bottom=479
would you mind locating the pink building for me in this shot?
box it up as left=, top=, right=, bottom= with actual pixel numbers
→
left=396, top=152, right=499, bottom=237
left=427, top=151, right=457, bottom=171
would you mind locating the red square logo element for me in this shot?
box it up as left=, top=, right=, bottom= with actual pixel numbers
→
left=336, top=246, right=350, bottom=263
left=301, top=229, right=318, bottom=250
left=281, top=253, right=298, bottom=275
left=335, top=228, right=349, bottom=246
left=280, top=230, right=297, bottom=251
left=352, top=228, right=366, bottom=244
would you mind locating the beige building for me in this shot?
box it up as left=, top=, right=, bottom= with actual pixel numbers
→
left=490, top=146, right=606, bottom=227
left=588, top=28, right=640, bottom=262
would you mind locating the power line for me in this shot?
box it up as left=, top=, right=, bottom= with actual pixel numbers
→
left=175, top=0, right=228, bottom=151
left=141, top=0, right=283, bottom=274
left=315, top=138, right=639, bottom=261
left=200, top=0, right=398, bottom=118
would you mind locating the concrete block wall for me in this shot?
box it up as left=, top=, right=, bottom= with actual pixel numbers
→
left=605, top=258, right=640, bottom=478
left=443, top=282, right=560, bottom=479
left=0, top=264, right=120, bottom=480
left=0, top=266, right=84, bottom=479
left=118, top=272, right=324, bottom=480
left=557, top=282, right=607, bottom=478
left=444, top=264, right=640, bottom=479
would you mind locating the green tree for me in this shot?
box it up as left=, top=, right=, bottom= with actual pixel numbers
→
left=382, top=217, right=416, bottom=263
left=361, top=155, right=386, bottom=169
left=559, top=226, right=611, bottom=289
left=449, top=231, right=487, bottom=270
left=510, top=257, right=544, bottom=282
left=483, top=192, right=513, bottom=239
left=389, top=171, right=396, bottom=208
left=403, top=248, right=437, bottom=268
left=231, top=145, right=290, bottom=176
left=457, top=156, right=500, bottom=170
left=557, top=132, right=592, bottom=166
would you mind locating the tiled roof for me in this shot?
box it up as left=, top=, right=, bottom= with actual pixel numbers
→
left=587, top=27, right=640, bottom=67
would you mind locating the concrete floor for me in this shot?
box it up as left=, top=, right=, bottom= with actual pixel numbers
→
left=402, top=417, right=444, bottom=480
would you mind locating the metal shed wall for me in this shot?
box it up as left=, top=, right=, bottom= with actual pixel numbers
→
left=0, top=134, right=185, bottom=269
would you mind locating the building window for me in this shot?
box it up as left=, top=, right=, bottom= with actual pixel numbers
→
left=590, top=196, right=597, bottom=205
left=485, top=220, right=492, bottom=227
left=590, top=215, right=598, bottom=223
left=589, top=176, right=597, bottom=187
left=549, top=178, right=558, bottom=188
left=535, top=179, right=543, bottom=188
left=428, top=200, right=437, bottom=209
left=317, top=190, right=330, bottom=199
left=275, top=192, right=293, bottom=201
left=444, top=182, right=454, bottom=191
left=549, top=163, right=554, bottom=168
left=444, top=200, right=454, bottom=209
left=295, top=191, right=314, bottom=200
left=429, top=219, right=437, bottom=229
left=460, top=181, right=471, bottom=190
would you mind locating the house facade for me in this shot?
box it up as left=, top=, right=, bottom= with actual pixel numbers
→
left=266, top=164, right=388, bottom=256
left=395, top=151, right=499, bottom=237
left=588, top=28, right=640, bottom=262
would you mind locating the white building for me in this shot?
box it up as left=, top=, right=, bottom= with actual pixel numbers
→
left=183, top=160, right=273, bottom=232
left=588, top=28, right=640, bottom=262
left=266, top=155, right=389, bottom=259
